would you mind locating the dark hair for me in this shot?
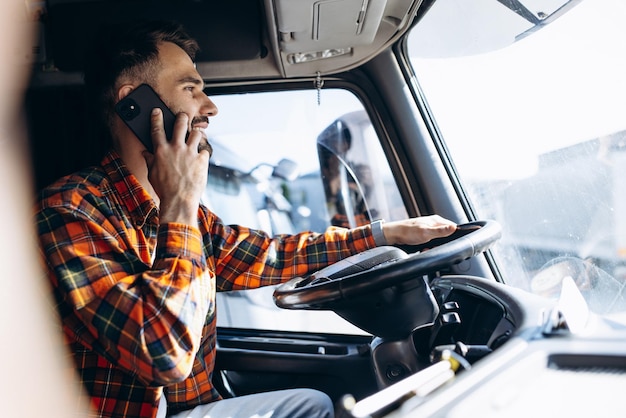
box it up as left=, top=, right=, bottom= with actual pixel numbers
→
left=83, top=21, right=199, bottom=142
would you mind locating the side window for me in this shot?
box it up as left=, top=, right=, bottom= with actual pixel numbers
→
left=206, top=88, right=407, bottom=334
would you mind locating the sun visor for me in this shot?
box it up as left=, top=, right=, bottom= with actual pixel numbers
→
left=275, top=0, right=388, bottom=53
left=45, top=0, right=264, bottom=72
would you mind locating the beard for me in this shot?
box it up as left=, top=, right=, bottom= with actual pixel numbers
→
left=191, top=115, right=212, bottom=157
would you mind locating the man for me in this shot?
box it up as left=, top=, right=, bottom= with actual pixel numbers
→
left=36, top=21, right=457, bottom=418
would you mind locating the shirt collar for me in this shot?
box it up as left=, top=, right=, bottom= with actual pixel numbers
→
left=101, top=150, right=158, bottom=227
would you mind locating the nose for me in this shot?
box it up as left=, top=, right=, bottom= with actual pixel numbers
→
left=201, top=95, right=218, bottom=117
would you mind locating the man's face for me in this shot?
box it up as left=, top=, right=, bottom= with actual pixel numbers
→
left=152, top=41, right=217, bottom=153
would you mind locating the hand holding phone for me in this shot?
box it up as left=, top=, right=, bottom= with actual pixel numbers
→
left=114, top=84, right=177, bottom=153
left=116, top=84, right=209, bottom=226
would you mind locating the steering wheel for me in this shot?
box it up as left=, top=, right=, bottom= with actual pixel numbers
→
left=273, top=220, right=502, bottom=310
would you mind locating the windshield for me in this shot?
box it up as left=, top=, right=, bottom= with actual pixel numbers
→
left=408, top=0, right=626, bottom=316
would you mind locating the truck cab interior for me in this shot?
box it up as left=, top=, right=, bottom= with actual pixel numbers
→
left=12, top=0, right=626, bottom=416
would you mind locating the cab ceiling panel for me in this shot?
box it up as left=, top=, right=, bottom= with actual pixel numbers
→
left=44, top=0, right=265, bottom=73
left=267, top=0, right=423, bottom=78
left=276, top=0, right=387, bottom=52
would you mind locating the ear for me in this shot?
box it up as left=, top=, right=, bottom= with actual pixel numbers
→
left=117, top=84, right=136, bottom=101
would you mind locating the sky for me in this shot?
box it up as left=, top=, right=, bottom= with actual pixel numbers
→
left=409, top=0, right=626, bottom=179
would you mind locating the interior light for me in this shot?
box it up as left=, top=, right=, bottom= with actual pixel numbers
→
left=287, top=47, right=352, bottom=64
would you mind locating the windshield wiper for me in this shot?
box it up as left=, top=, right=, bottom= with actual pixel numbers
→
left=496, top=0, right=541, bottom=24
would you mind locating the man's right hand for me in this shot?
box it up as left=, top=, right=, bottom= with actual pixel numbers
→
left=143, top=109, right=210, bottom=226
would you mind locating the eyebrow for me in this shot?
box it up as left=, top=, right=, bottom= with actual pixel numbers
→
left=177, top=76, right=205, bottom=89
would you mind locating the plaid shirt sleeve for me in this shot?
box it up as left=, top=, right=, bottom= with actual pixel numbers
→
left=207, top=215, right=377, bottom=291
left=37, top=190, right=214, bottom=388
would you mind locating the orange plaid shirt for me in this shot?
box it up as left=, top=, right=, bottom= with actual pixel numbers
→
left=36, top=150, right=376, bottom=418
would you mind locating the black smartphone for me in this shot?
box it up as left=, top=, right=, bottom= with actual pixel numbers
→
left=114, top=84, right=176, bottom=153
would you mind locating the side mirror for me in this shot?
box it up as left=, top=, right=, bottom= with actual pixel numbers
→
left=272, top=158, right=299, bottom=181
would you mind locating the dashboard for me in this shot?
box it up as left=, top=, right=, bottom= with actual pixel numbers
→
left=352, top=275, right=626, bottom=417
